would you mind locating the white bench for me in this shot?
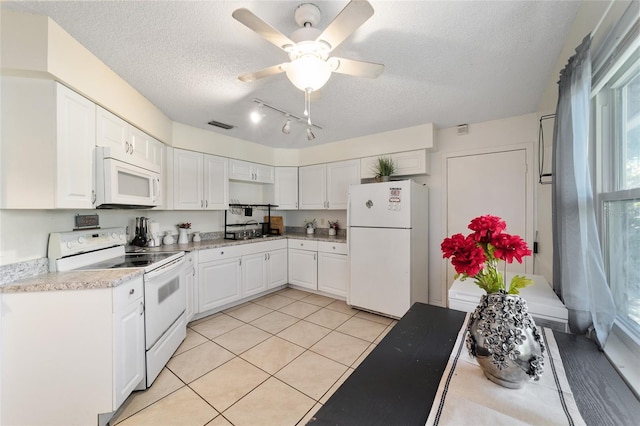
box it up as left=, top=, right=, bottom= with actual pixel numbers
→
left=448, top=273, right=569, bottom=332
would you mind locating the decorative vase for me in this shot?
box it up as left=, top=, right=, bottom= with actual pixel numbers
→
left=328, top=228, right=336, bottom=236
left=162, top=231, right=174, bottom=245
left=178, top=228, right=189, bottom=244
left=466, top=291, right=545, bottom=389
left=192, top=232, right=201, bottom=242
left=306, top=227, right=314, bottom=235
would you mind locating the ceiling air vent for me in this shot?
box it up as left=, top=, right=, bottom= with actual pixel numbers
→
left=208, top=120, right=235, bottom=130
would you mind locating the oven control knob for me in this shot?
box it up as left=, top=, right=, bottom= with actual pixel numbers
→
left=119, top=233, right=126, bottom=240
left=66, top=241, right=73, bottom=249
left=77, top=236, right=86, bottom=245
left=111, top=232, right=117, bottom=239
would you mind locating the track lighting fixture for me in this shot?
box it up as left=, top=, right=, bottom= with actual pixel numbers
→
left=249, top=103, right=264, bottom=124
left=251, top=98, right=321, bottom=140
left=282, top=117, right=291, bottom=134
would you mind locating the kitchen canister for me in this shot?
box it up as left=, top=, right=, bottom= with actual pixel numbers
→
left=162, top=231, right=175, bottom=245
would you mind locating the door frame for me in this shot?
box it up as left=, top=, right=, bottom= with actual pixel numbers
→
left=441, top=143, right=535, bottom=307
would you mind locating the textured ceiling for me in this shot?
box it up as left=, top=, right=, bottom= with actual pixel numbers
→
left=2, top=1, right=581, bottom=148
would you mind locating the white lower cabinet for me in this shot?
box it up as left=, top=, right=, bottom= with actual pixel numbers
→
left=242, top=240, right=288, bottom=296
left=288, top=239, right=318, bottom=290
left=0, top=276, right=145, bottom=426
left=317, top=242, right=349, bottom=298
left=183, top=252, right=198, bottom=322
left=198, top=247, right=242, bottom=313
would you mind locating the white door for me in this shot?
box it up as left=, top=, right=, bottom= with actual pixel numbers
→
left=349, top=227, right=411, bottom=318
left=267, top=249, right=288, bottom=288
left=243, top=252, right=267, bottom=297
left=113, top=292, right=144, bottom=408
left=326, top=159, right=360, bottom=209
left=446, top=148, right=530, bottom=287
left=254, top=163, right=275, bottom=184
left=174, top=149, right=204, bottom=210
left=348, top=180, right=412, bottom=228
left=56, top=83, right=96, bottom=209
left=96, top=106, right=128, bottom=152
left=318, top=252, right=348, bottom=298
left=299, top=164, right=326, bottom=209
left=274, top=167, right=298, bottom=209
left=288, top=249, right=317, bottom=289
left=204, top=154, right=228, bottom=210
left=229, top=159, right=253, bottom=181
left=198, top=258, right=241, bottom=312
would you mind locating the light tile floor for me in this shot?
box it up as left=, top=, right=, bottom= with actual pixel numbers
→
left=110, top=288, right=397, bottom=426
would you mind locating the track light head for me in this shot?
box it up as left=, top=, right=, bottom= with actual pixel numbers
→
left=306, top=128, right=315, bottom=140
left=282, top=118, right=291, bottom=134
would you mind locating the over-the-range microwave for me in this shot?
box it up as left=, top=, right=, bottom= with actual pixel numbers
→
left=95, top=146, right=161, bottom=209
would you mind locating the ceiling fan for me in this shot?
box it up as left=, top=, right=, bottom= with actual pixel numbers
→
left=232, top=0, right=384, bottom=125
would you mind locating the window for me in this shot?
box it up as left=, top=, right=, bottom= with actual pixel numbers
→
left=597, top=52, right=640, bottom=344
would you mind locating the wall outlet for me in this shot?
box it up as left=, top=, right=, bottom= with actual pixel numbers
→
left=320, top=218, right=326, bottom=225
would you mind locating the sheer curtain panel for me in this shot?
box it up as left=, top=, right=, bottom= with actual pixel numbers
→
left=551, top=35, right=616, bottom=348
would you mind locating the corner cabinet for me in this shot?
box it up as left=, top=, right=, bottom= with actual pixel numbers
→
left=242, top=239, right=288, bottom=297
left=299, top=159, right=360, bottom=210
left=1, top=77, right=96, bottom=209
left=173, top=148, right=229, bottom=210
left=269, top=167, right=299, bottom=209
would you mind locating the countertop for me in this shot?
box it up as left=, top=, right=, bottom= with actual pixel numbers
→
left=1, top=233, right=346, bottom=294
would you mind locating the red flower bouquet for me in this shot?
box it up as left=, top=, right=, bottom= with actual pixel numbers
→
left=441, top=215, right=533, bottom=294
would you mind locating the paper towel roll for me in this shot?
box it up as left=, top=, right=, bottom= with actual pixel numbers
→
left=149, top=221, right=160, bottom=235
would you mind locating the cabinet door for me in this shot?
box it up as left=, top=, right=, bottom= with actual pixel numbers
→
left=96, top=106, right=128, bottom=152
left=318, top=252, right=348, bottom=298
left=113, top=294, right=145, bottom=408
left=274, top=167, right=298, bottom=209
left=267, top=248, right=288, bottom=288
left=326, top=159, right=360, bottom=210
left=243, top=253, right=267, bottom=297
left=128, top=126, right=154, bottom=168
left=173, top=149, right=204, bottom=210
left=298, top=164, right=326, bottom=210
left=229, top=159, right=254, bottom=181
left=254, top=163, right=275, bottom=184
left=55, top=83, right=96, bottom=209
left=199, top=257, right=242, bottom=312
left=204, top=154, right=229, bottom=210
left=288, top=249, right=317, bottom=290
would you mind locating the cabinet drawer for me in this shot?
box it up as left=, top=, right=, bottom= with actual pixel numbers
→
left=288, top=239, right=318, bottom=251
left=318, top=241, right=348, bottom=255
left=199, top=245, right=243, bottom=262
left=113, top=276, right=144, bottom=310
left=241, top=238, right=287, bottom=256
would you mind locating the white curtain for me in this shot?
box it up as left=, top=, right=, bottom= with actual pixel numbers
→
left=551, top=35, right=616, bottom=348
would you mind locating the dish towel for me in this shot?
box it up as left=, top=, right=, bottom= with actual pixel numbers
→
left=426, top=314, right=586, bottom=426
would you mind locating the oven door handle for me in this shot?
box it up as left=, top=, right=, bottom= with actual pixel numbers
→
left=144, top=257, right=185, bottom=280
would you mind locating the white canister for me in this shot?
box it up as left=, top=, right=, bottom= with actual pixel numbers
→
left=163, top=231, right=175, bottom=245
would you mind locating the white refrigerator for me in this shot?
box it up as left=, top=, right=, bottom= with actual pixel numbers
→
left=348, top=180, right=429, bottom=318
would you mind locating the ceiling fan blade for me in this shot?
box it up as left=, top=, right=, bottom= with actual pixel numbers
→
left=316, top=0, right=374, bottom=52
left=232, top=8, right=295, bottom=50
left=330, top=57, right=384, bottom=78
left=238, top=64, right=287, bottom=82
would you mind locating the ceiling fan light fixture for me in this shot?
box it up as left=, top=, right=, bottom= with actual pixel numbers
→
left=285, top=54, right=332, bottom=92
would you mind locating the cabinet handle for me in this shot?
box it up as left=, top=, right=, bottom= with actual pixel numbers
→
left=192, top=268, right=196, bottom=277
left=314, top=253, right=317, bottom=261
left=91, top=190, right=96, bottom=205
left=295, top=202, right=298, bottom=208
left=239, top=258, right=242, bottom=266
left=221, top=251, right=224, bottom=255
left=205, top=200, right=208, bottom=208
left=201, top=200, right=204, bottom=208
left=140, top=301, right=144, bottom=316
left=125, top=141, right=129, bottom=154
left=265, top=253, right=268, bottom=261
left=129, top=288, right=135, bottom=295
left=268, top=253, right=271, bottom=260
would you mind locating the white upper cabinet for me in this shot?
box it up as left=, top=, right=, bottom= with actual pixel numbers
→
left=360, top=149, right=430, bottom=179
left=96, top=106, right=164, bottom=172
left=1, top=77, right=96, bottom=209
left=271, top=167, right=299, bottom=209
left=299, top=160, right=360, bottom=210
left=173, top=148, right=228, bottom=210
left=229, top=159, right=274, bottom=184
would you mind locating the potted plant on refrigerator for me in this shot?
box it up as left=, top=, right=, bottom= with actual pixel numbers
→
left=373, top=156, right=395, bottom=181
